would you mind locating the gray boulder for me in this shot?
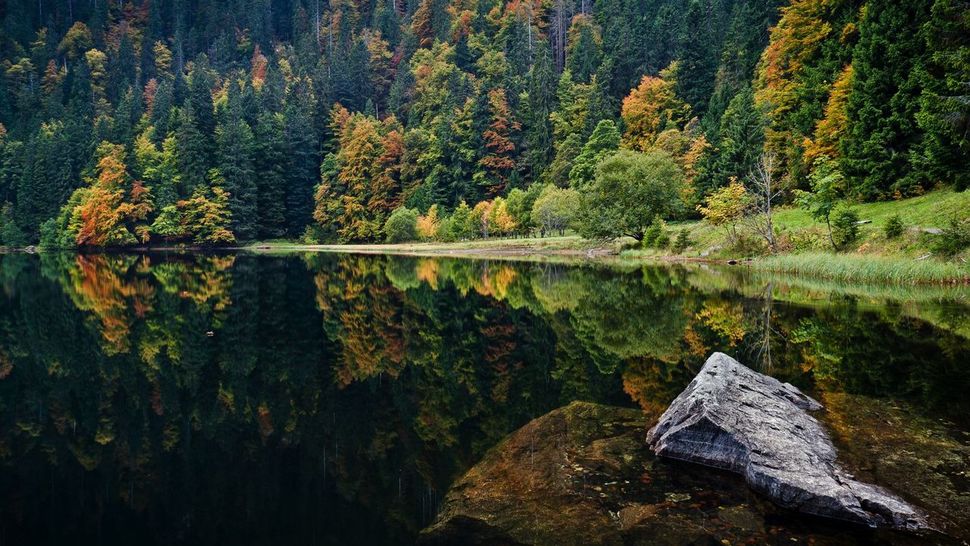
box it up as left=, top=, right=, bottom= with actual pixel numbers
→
left=647, top=352, right=930, bottom=531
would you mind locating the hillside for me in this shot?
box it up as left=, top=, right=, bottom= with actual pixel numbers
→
left=0, top=0, right=966, bottom=249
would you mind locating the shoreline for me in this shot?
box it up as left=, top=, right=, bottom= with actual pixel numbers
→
left=240, top=239, right=969, bottom=286
left=4, top=236, right=967, bottom=286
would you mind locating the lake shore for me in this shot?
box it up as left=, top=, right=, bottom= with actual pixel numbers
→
left=241, top=236, right=969, bottom=286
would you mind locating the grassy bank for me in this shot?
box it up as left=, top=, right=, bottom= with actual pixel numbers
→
left=750, top=253, right=969, bottom=285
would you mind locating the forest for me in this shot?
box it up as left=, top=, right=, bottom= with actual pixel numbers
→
left=0, top=0, right=966, bottom=247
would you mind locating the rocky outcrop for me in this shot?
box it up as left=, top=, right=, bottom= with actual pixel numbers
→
left=647, top=352, right=930, bottom=531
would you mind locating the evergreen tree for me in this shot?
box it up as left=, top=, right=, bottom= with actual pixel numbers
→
left=569, top=119, right=620, bottom=190
left=283, top=86, right=318, bottom=236
left=522, top=45, right=557, bottom=179
left=216, top=100, right=257, bottom=240
left=912, top=0, right=970, bottom=191
left=175, top=106, right=210, bottom=193
left=699, top=86, right=765, bottom=194
left=675, top=0, right=721, bottom=118
left=253, top=112, right=288, bottom=238
left=566, top=15, right=601, bottom=83
left=840, top=0, right=931, bottom=199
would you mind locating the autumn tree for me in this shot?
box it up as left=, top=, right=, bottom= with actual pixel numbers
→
left=621, top=63, right=689, bottom=151
left=478, top=88, right=520, bottom=197
left=697, top=178, right=749, bottom=244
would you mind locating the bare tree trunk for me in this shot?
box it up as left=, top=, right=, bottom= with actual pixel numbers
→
left=746, top=153, right=783, bottom=252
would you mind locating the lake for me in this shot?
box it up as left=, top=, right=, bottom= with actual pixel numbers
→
left=0, top=252, right=967, bottom=545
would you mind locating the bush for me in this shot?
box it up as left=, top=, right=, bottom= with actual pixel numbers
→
left=383, top=207, right=419, bottom=243
left=673, top=229, right=692, bottom=253
left=655, top=230, right=671, bottom=249
left=642, top=216, right=665, bottom=247
left=883, top=214, right=905, bottom=239
left=830, top=204, right=859, bottom=250
left=932, top=217, right=970, bottom=257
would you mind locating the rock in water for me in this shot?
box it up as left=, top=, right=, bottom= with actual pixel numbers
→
left=647, top=352, right=929, bottom=531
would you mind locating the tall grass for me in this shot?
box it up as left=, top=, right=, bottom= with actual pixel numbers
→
left=753, top=252, right=969, bottom=285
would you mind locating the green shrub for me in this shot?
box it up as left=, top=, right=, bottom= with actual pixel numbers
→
left=301, top=225, right=324, bottom=244
left=0, top=203, right=26, bottom=247
left=673, top=229, right=692, bottom=253
left=436, top=216, right=456, bottom=242
left=932, top=217, right=970, bottom=257
left=642, top=216, right=665, bottom=247
left=883, top=214, right=905, bottom=239
left=831, top=204, right=860, bottom=250
left=789, top=229, right=829, bottom=251
left=655, top=230, right=671, bottom=249
left=383, top=207, right=419, bottom=243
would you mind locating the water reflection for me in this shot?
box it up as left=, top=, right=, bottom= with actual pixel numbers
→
left=0, top=252, right=967, bottom=544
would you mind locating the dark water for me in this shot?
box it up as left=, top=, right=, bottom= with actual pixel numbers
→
left=0, top=252, right=967, bottom=545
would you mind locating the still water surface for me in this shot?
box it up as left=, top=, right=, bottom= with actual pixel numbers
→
left=0, top=252, right=967, bottom=545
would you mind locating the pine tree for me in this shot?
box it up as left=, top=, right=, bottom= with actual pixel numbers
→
left=675, top=0, right=720, bottom=118
left=216, top=101, right=257, bottom=240
left=569, top=119, right=620, bottom=190
left=175, top=106, right=210, bottom=193
left=253, top=112, right=288, bottom=238
left=700, top=86, right=765, bottom=194
left=283, top=84, right=318, bottom=236
left=912, top=0, right=970, bottom=191
left=522, top=45, right=557, bottom=179
left=566, top=14, right=601, bottom=83
left=840, top=0, right=930, bottom=199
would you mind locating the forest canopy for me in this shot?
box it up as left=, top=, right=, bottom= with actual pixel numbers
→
left=0, top=0, right=966, bottom=246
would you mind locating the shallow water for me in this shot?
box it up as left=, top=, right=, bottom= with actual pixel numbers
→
left=0, top=252, right=967, bottom=545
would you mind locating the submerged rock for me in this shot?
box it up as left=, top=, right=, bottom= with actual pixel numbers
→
left=419, top=402, right=655, bottom=546
left=647, top=352, right=930, bottom=531
left=419, top=401, right=944, bottom=546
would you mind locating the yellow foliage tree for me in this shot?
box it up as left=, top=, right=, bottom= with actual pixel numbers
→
left=697, top=178, right=749, bottom=242
left=416, top=204, right=441, bottom=240
left=803, top=64, right=853, bottom=165
left=621, top=62, right=689, bottom=151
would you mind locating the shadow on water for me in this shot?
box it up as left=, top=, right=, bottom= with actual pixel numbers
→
left=0, top=252, right=967, bottom=545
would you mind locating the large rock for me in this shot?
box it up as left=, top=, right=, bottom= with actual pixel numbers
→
left=647, top=352, right=930, bottom=531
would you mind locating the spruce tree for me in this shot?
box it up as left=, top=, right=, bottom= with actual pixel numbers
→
left=175, top=106, right=210, bottom=193
left=216, top=102, right=257, bottom=240
left=912, top=0, right=970, bottom=191
left=700, top=86, right=765, bottom=193
left=253, top=112, right=288, bottom=238
left=840, top=0, right=931, bottom=199
left=522, top=46, right=556, bottom=180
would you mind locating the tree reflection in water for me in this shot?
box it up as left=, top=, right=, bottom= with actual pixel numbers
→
left=0, top=252, right=967, bottom=544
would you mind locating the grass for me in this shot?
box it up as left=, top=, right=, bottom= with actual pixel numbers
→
left=752, top=252, right=969, bottom=285
left=246, top=234, right=599, bottom=252
left=673, top=188, right=970, bottom=250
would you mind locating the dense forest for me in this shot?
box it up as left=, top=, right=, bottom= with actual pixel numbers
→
left=0, top=0, right=966, bottom=246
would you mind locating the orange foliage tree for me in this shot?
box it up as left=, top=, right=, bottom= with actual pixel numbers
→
left=478, top=88, right=520, bottom=196
left=70, top=142, right=155, bottom=247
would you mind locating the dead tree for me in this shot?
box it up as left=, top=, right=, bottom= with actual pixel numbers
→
left=745, top=153, right=784, bottom=252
